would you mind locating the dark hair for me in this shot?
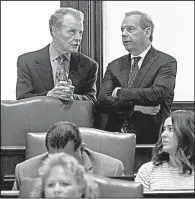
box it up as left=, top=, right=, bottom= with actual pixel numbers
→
left=125, top=11, right=154, bottom=42
left=45, top=121, right=82, bottom=151
left=152, top=110, right=194, bottom=174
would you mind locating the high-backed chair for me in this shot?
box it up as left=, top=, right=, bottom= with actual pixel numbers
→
left=26, top=128, right=136, bottom=175
left=1, top=96, right=94, bottom=146
left=18, top=176, right=143, bottom=198
left=95, top=176, right=143, bottom=197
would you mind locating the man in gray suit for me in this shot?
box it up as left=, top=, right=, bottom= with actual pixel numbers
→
left=13, top=121, right=124, bottom=190
left=16, top=7, right=98, bottom=103
left=97, top=11, right=177, bottom=144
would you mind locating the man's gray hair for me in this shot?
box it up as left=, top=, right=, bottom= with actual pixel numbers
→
left=49, top=7, right=84, bottom=36
left=125, top=11, right=154, bottom=42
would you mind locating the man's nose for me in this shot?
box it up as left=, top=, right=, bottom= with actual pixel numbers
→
left=122, top=29, right=128, bottom=37
left=74, top=32, right=82, bottom=40
left=54, top=183, right=61, bottom=193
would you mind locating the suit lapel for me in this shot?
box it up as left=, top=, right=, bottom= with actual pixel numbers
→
left=34, top=44, right=54, bottom=90
left=134, top=46, right=159, bottom=87
left=119, top=54, right=131, bottom=88
left=68, top=53, right=83, bottom=87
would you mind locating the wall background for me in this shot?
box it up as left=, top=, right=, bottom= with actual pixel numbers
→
left=1, top=1, right=60, bottom=100
left=103, top=1, right=194, bottom=101
left=1, top=1, right=194, bottom=101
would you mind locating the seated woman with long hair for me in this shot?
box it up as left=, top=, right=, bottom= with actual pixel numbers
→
left=135, top=110, right=194, bottom=191
left=30, top=152, right=99, bottom=197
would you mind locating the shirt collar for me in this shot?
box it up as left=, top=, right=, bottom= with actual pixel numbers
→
left=83, top=151, right=93, bottom=173
left=131, top=44, right=151, bottom=60
left=46, top=151, right=93, bottom=173
left=49, top=43, right=71, bottom=62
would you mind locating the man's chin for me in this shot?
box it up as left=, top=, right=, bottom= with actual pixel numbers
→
left=70, top=47, right=79, bottom=53
left=123, top=45, right=133, bottom=52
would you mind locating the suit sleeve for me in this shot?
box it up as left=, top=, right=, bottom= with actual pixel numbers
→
left=73, top=62, right=98, bottom=103
left=16, top=56, right=48, bottom=100
left=12, top=164, right=20, bottom=191
left=117, top=59, right=177, bottom=106
left=115, top=160, right=125, bottom=176
left=97, top=64, right=134, bottom=114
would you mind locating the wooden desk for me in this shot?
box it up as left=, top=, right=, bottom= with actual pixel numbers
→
left=144, top=189, right=195, bottom=198
left=1, top=191, right=19, bottom=198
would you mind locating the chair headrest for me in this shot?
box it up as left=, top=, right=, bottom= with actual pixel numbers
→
left=26, top=127, right=136, bottom=175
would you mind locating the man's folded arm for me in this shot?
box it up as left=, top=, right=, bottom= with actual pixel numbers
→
left=97, top=65, right=134, bottom=114
left=117, top=60, right=177, bottom=106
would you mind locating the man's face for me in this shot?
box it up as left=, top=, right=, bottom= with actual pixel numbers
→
left=48, top=141, right=84, bottom=165
left=52, top=14, right=83, bottom=53
left=121, top=15, right=148, bottom=55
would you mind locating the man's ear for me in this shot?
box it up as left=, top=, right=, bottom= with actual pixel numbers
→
left=51, top=26, right=57, bottom=37
left=80, top=143, right=86, bottom=154
left=145, top=27, right=151, bottom=39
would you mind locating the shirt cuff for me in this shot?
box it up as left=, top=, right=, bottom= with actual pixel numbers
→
left=112, top=87, right=121, bottom=98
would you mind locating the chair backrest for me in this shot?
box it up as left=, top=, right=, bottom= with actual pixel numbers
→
left=18, top=176, right=143, bottom=198
left=26, top=127, right=136, bottom=175
left=95, top=176, right=143, bottom=197
left=1, top=96, right=94, bottom=146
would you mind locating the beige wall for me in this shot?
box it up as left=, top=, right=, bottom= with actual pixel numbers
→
left=1, top=1, right=60, bottom=100
left=103, top=1, right=194, bottom=101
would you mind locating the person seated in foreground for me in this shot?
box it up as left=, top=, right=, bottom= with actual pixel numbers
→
left=135, top=110, right=194, bottom=191
left=30, top=152, right=99, bottom=198
left=13, top=121, right=124, bottom=190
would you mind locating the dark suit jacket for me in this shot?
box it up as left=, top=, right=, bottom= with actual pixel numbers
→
left=13, top=148, right=124, bottom=190
left=16, top=44, right=98, bottom=103
left=97, top=46, right=177, bottom=143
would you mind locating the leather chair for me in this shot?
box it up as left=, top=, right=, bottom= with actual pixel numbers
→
left=26, top=128, right=136, bottom=175
left=18, top=176, right=143, bottom=198
left=95, top=176, right=143, bottom=197
left=1, top=96, right=94, bottom=146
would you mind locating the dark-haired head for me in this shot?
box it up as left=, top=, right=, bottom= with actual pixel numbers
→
left=45, top=121, right=85, bottom=165
left=152, top=110, right=194, bottom=174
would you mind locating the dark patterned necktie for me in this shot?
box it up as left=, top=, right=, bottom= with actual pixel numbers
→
left=121, top=56, right=141, bottom=133
left=128, top=56, right=141, bottom=87
left=55, top=54, right=68, bottom=84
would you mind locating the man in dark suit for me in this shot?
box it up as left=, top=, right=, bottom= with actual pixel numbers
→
left=12, top=121, right=124, bottom=190
left=97, top=11, right=177, bottom=144
left=16, top=7, right=98, bottom=103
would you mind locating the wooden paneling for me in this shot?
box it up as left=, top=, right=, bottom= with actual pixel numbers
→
left=1, top=146, right=25, bottom=190
left=61, top=1, right=103, bottom=94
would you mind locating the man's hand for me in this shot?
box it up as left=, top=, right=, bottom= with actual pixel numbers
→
left=134, top=105, right=160, bottom=115
left=47, top=80, right=75, bottom=101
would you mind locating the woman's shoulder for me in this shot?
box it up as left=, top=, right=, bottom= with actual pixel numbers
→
left=139, top=161, right=154, bottom=170
left=138, top=161, right=155, bottom=174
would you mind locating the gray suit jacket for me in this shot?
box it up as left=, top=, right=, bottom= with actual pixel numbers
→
left=16, top=44, right=98, bottom=103
left=13, top=148, right=124, bottom=190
